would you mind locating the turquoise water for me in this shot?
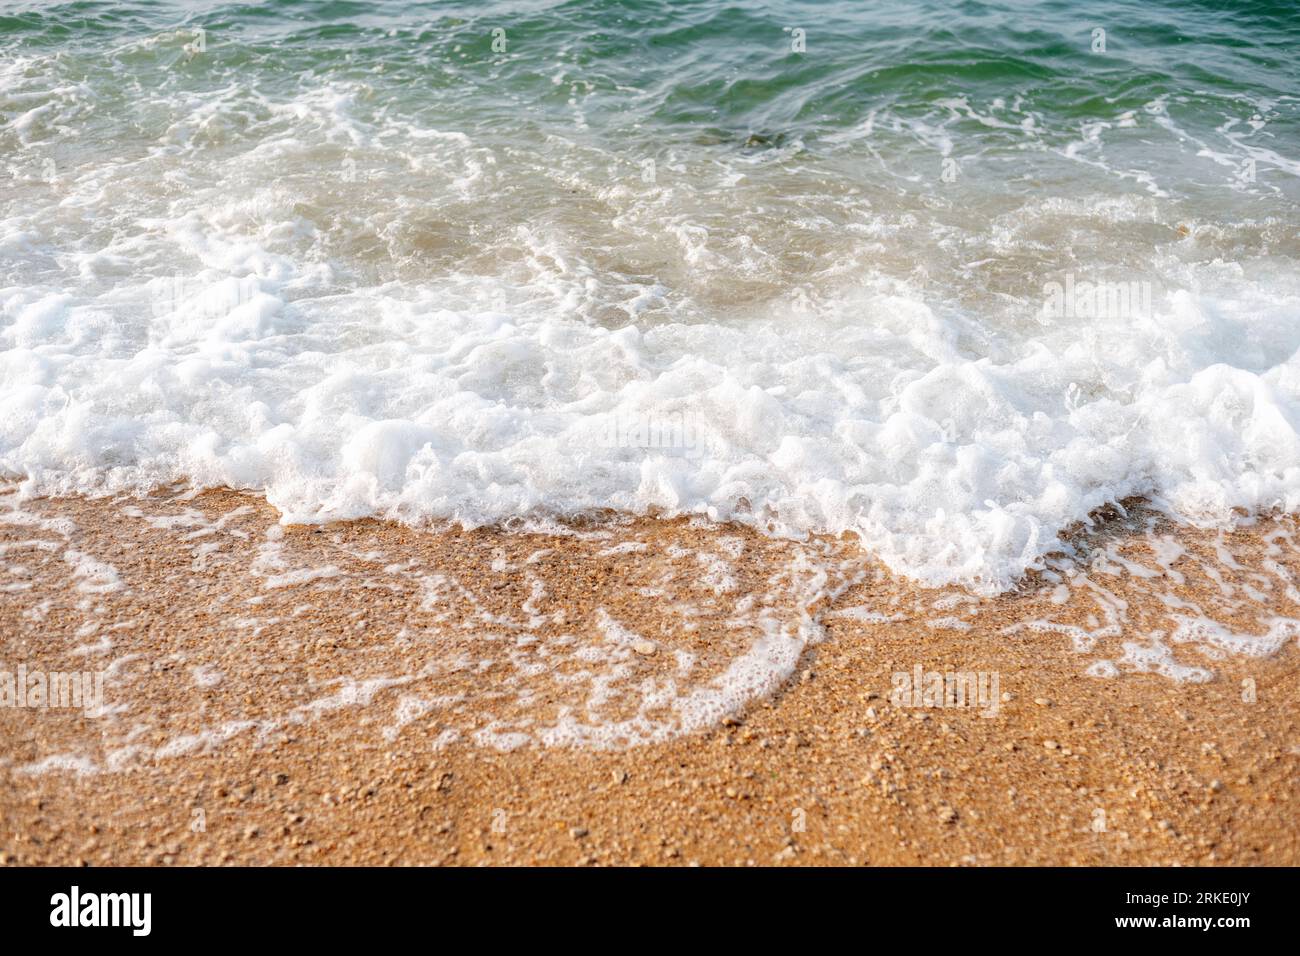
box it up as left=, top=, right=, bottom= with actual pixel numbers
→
left=1, top=1, right=1299, bottom=588
left=4, top=2, right=1297, bottom=302
left=5, top=1, right=1297, bottom=171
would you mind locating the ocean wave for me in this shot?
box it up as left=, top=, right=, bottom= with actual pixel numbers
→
left=1, top=0, right=1298, bottom=591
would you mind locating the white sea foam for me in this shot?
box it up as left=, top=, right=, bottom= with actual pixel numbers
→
left=4, top=251, right=1297, bottom=591
left=1, top=48, right=1298, bottom=593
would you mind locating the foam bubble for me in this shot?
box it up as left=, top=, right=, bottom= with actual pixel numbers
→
left=2, top=18, right=1298, bottom=592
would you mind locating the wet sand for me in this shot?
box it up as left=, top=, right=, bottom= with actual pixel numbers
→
left=1, top=487, right=1297, bottom=865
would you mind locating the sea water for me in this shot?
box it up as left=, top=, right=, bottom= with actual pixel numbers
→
left=2, top=0, right=1298, bottom=591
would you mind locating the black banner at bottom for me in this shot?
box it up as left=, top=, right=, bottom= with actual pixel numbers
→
left=0, top=866, right=1289, bottom=943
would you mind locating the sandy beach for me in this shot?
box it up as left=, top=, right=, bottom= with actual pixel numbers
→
left=5, top=0, right=1300, bottom=879
left=1, top=487, right=1296, bottom=866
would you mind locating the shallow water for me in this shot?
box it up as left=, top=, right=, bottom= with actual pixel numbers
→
left=3, top=488, right=1298, bottom=767
left=2, top=0, right=1298, bottom=589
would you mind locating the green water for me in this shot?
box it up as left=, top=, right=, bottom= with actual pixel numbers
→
left=1, top=1, right=1298, bottom=589
left=4, top=1, right=1298, bottom=172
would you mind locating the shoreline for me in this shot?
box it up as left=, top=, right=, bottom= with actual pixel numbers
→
left=1, top=487, right=1297, bottom=865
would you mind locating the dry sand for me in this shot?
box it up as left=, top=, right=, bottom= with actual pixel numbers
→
left=1, top=487, right=1296, bottom=866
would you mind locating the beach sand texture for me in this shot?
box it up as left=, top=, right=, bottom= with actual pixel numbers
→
left=1, top=487, right=1296, bottom=866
